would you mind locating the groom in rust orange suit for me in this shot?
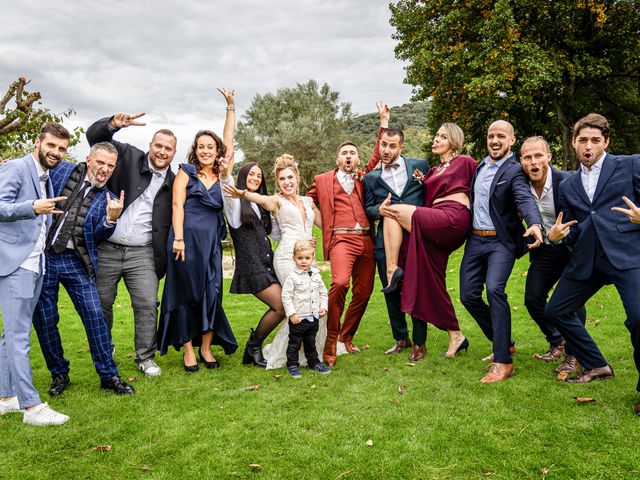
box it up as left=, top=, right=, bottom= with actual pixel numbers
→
left=307, top=138, right=380, bottom=366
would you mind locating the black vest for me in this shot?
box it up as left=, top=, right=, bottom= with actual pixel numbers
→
left=47, top=163, right=97, bottom=277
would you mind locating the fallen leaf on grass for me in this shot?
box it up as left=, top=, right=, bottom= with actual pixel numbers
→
left=243, top=384, right=261, bottom=391
left=249, top=464, right=262, bottom=470
left=366, top=439, right=374, bottom=446
left=140, top=466, right=152, bottom=473
left=595, top=319, right=601, bottom=326
left=360, top=343, right=370, bottom=350
left=127, top=377, right=137, bottom=382
left=574, top=397, right=596, bottom=403
left=397, top=384, right=406, bottom=395
left=406, top=362, right=415, bottom=367
left=93, top=445, right=112, bottom=452
left=310, top=384, right=317, bottom=390
left=541, top=466, right=550, bottom=478
left=389, top=398, right=399, bottom=404
left=556, top=372, right=569, bottom=382
left=213, top=387, right=220, bottom=392
left=273, top=374, right=284, bottom=379
left=383, top=367, right=389, bottom=372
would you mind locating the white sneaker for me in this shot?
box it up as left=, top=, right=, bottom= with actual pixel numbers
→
left=0, top=396, right=22, bottom=414
left=23, top=402, right=69, bottom=426
left=138, top=358, right=162, bottom=377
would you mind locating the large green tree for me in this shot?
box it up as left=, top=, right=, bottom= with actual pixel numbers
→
left=0, top=77, right=83, bottom=163
left=236, top=80, right=353, bottom=189
left=390, top=0, right=640, bottom=168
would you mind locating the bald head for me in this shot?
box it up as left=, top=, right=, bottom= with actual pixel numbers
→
left=487, top=120, right=516, bottom=161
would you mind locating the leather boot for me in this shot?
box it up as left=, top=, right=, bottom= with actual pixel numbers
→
left=243, top=329, right=267, bottom=368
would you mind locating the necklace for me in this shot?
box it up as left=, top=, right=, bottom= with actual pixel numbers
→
left=437, top=154, right=457, bottom=173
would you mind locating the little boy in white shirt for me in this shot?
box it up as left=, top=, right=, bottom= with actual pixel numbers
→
left=281, top=240, right=330, bottom=378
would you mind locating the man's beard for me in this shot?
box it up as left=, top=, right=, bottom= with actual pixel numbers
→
left=38, top=150, right=61, bottom=170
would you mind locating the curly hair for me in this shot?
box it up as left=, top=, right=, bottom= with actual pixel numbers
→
left=187, top=130, right=226, bottom=175
left=237, top=162, right=272, bottom=234
left=273, top=154, right=300, bottom=193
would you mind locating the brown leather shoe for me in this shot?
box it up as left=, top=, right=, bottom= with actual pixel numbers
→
left=323, top=341, right=337, bottom=367
left=555, top=355, right=581, bottom=374
left=480, top=362, right=515, bottom=383
left=384, top=338, right=412, bottom=355
left=533, top=342, right=565, bottom=362
left=343, top=341, right=360, bottom=354
left=635, top=402, right=640, bottom=416
left=568, top=364, right=614, bottom=383
left=481, top=345, right=516, bottom=363
left=408, top=344, right=426, bottom=362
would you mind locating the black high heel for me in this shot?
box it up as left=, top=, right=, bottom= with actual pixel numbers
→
left=183, top=353, right=199, bottom=372
left=242, top=328, right=267, bottom=368
left=381, top=267, right=404, bottom=294
left=437, top=337, right=469, bottom=357
left=199, top=348, right=220, bottom=369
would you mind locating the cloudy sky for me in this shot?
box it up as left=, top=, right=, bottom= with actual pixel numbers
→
left=1, top=0, right=413, bottom=163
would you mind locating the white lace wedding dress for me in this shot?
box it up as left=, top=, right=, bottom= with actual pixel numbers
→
left=262, top=195, right=329, bottom=370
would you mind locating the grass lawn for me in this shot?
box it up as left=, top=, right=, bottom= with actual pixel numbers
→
left=1, top=246, right=639, bottom=479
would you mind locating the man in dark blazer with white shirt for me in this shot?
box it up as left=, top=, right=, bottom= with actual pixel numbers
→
left=519, top=136, right=586, bottom=373
left=364, top=125, right=428, bottom=361
left=546, top=113, right=640, bottom=416
left=460, top=120, right=543, bottom=383
left=86, top=113, right=176, bottom=377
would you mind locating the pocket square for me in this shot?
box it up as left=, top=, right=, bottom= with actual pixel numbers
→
left=496, top=180, right=508, bottom=185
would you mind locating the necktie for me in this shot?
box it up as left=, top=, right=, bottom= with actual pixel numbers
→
left=384, top=163, right=400, bottom=171
left=308, top=271, right=313, bottom=277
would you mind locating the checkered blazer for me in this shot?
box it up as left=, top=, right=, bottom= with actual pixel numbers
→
left=49, top=161, right=116, bottom=274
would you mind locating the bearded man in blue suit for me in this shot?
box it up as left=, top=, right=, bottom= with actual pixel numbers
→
left=547, top=113, right=640, bottom=416
left=0, top=123, right=70, bottom=426
left=33, top=142, right=134, bottom=396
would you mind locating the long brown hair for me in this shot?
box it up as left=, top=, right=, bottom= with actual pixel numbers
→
left=187, top=130, right=226, bottom=175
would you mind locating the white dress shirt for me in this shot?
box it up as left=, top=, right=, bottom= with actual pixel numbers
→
left=109, top=159, right=168, bottom=246
left=380, top=156, right=408, bottom=197
left=530, top=168, right=555, bottom=245
left=580, top=152, right=606, bottom=203
left=336, top=169, right=355, bottom=195
left=20, top=155, right=48, bottom=274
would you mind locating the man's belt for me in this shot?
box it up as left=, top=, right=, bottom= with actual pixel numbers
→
left=472, top=229, right=497, bottom=237
left=333, top=228, right=370, bottom=236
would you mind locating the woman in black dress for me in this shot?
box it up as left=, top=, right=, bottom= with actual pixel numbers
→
left=220, top=158, right=286, bottom=368
left=158, top=88, right=238, bottom=371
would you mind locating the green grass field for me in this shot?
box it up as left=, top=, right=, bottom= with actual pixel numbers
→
left=1, top=247, right=639, bottom=479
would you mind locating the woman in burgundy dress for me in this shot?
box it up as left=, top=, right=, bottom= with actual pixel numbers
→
left=380, top=123, right=477, bottom=361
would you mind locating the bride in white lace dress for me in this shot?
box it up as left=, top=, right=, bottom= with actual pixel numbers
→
left=223, top=154, right=328, bottom=369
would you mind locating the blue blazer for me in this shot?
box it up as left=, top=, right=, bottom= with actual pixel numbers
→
left=558, top=153, right=640, bottom=280
left=0, top=155, right=54, bottom=276
left=49, top=161, right=116, bottom=275
left=364, top=156, right=428, bottom=257
left=470, top=153, right=542, bottom=258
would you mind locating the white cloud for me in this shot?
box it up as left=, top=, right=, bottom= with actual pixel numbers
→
left=1, top=0, right=413, bottom=165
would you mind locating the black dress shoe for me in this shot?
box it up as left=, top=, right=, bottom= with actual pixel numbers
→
left=199, top=348, right=220, bottom=369
left=100, top=376, right=135, bottom=395
left=183, top=353, right=199, bottom=372
left=567, top=364, right=614, bottom=383
left=48, top=374, right=70, bottom=397
left=381, top=267, right=404, bottom=294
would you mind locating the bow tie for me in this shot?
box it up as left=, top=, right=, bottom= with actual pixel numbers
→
left=39, top=173, right=49, bottom=182
left=151, top=170, right=163, bottom=178
left=384, top=163, right=400, bottom=171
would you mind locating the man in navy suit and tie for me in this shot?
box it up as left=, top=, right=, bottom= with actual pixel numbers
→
left=519, top=136, right=586, bottom=373
left=0, top=123, right=70, bottom=425
left=546, top=113, right=640, bottom=416
left=460, top=120, right=543, bottom=383
left=33, top=142, right=134, bottom=397
left=364, top=113, right=428, bottom=361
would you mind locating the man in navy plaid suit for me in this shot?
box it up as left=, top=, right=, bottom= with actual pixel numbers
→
left=33, top=142, right=135, bottom=396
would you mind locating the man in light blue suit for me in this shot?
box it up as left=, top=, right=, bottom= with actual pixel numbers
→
left=0, top=123, right=70, bottom=426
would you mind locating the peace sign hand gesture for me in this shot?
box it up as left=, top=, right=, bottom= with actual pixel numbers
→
left=217, top=87, right=235, bottom=108
left=547, top=212, right=578, bottom=243
left=376, top=100, right=390, bottom=128
left=106, top=190, right=125, bottom=222
left=611, top=196, right=640, bottom=224
left=109, top=112, right=146, bottom=129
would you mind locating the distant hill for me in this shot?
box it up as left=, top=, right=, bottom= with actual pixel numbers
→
left=346, top=101, right=435, bottom=164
